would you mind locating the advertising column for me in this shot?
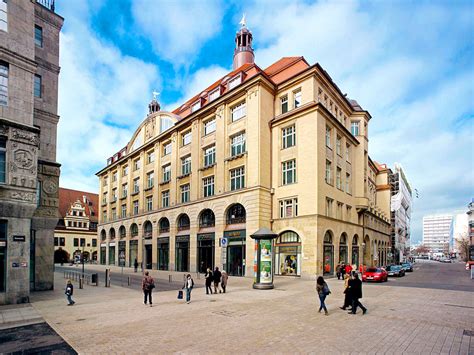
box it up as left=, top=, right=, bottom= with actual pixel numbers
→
left=250, top=228, right=277, bottom=290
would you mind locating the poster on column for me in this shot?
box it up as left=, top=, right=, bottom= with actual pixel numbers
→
left=260, top=240, right=272, bottom=284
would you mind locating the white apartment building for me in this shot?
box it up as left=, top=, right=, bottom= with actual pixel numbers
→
left=422, top=215, right=453, bottom=254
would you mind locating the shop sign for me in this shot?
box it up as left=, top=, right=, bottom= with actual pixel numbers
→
left=0, top=241, right=6, bottom=247
left=157, top=237, right=169, bottom=244
left=13, top=235, right=25, bottom=242
left=109, top=242, right=116, bottom=247
left=20, top=262, right=27, bottom=267
left=12, top=262, right=19, bottom=268
left=259, top=240, right=272, bottom=284
left=197, top=233, right=215, bottom=241
left=176, top=235, right=190, bottom=243
left=224, top=230, right=245, bottom=240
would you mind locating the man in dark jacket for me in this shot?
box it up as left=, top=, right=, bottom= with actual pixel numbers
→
left=348, top=273, right=367, bottom=315
left=213, top=267, right=222, bottom=293
left=205, top=268, right=213, bottom=294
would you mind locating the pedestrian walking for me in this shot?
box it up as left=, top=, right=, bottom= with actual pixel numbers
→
left=205, top=267, right=213, bottom=294
left=341, top=263, right=346, bottom=278
left=221, top=270, right=228, bottom=293
left=134, top=258, right=138, bottom=273
left=65, top=280, right=75, bottom=306
left=347, top=273, right=367, bottom=315
left=142, top=271, right=155, bottom=307
left=340, top=273, right=352, bottom=310
left=213, top=267, right=222, bottom=293
left=336, top=264, right=342, bottom=280
left=183, top=274, right=194, bottom=304
left=345, top=264, right=352, bottom=275
left=316, top=276, right=330, bottom=315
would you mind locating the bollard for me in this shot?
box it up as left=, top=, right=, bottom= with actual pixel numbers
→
left=79, top=277, right=83, bottom=289
left=169, top=275, right=172, bottom=283
left=105, top=268, right=111, bottom=287
left=127, top=276, right=131, bottom=286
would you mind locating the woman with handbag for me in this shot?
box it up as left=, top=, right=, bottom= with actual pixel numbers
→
left=182, top=274, right=194, bottom=304
left=316, top=276, right=330, bottom=315
left=142, top=271, right=155, bottom=307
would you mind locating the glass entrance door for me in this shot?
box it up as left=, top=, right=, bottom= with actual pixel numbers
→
left=145, top=245, right=152, bottom=269
left=227, top=245, right=245, bottom=276
left=176, top=241, right=189, bottom=272
left=323, top=245, right=334, bottom=275
left=158, top=243, right=169, bottom=270
left=100, top=247, right=106, bottom=265
left=108, top=246, right=116, bottom=265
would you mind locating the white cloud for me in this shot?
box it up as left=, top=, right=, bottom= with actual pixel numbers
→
left=57, top=10, right=160, bottom=193
left=131, top=0, right=225, bottom=65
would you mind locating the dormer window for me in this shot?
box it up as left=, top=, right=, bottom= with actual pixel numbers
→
left=191, top=101, right=201, bottom=113
left=209, top=88, right=220, bottom=101
left=228, top=75, right=242, bottom=90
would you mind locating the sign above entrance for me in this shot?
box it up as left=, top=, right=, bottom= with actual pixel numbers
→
left=13, top=235, right=25, bottom=242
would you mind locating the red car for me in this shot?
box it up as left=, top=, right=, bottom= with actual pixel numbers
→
left=362, top=267, right=388, bottom=282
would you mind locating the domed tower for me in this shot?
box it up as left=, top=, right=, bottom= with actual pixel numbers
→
left=148, top=91, right=161, bottom=115
left=232, top=14, right=255, bottom=70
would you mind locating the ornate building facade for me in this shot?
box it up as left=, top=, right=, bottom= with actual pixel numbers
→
left=0, top=0, right=63, bottom=304
left=54, top=188, right=99, bottom=264
left=96, top=20, right=391, bottom=279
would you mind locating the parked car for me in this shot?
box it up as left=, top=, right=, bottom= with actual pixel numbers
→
left=386, top=265, right=405, bottom=277
left=441, top=258, right=452, bottom=263
left=362, top=267, right=388, bottom=282
left=401, top=262, right=413, bottom=272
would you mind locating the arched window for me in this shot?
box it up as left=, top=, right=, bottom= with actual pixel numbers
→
left=352, top=235, right=358, bottom=245
left=277, top=231, right=300, bottom=244
left=199, top=209, right=215, bottom=228
left=130, top=223, right=138, bottom=238
left=340, top=233, right=347, bottom=245
left=323, top=231, right=334, bottom=275
left=324, top=231, right=332, bottom=244
left=275, top=231, right=301, bottom=276
left=109, top=228, right=116, bottom=240
left=226, top=203, right=246, bottom=224
left=143, top=221, right=152, bottom=239
left=159, top=217, right=170, bottom=233
left=119, top=226, right=126, bottom=239
left=100, top=229, right=106, bottom=241
left=339, top=233, right=348, bottom=264
left=160, top=116, right=174, bottom=133
left=177, top=214, right=190, bottom=231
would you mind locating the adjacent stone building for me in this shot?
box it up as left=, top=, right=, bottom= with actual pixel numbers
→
left=96, top=20, right=391, bottom=279
left=54, top=188, right=99, bottom=264
left=0, top=0, right=63, bottom=304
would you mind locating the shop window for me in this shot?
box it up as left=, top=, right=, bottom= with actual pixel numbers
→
left=226, top=203, right=246, bottom=224
left=275, top=231, right=301, bottom=276
left=130, top=224, right=138, bottom=238
left=177, top=214, right=190, bottom=231
left=199, top=209, right=215, bottom=228
left=159, top=218, right=170, bottom=233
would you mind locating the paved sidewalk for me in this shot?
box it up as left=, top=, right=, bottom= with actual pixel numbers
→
left=30, top=263, right=473, bottom=354
left=0, top=303, right=43, bottom=330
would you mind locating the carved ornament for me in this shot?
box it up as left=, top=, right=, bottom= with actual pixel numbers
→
left=11, top=128, right=39, bottom=147
left=43, top=178, right=58, bottom=194
left=10, top=191, right=35, bottom=203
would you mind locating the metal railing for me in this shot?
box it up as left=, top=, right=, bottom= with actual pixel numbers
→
left=36, top=0, right=55, bottom=12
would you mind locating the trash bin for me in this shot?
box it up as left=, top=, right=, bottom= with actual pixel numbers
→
left=91, top=273, right=98, bottom=286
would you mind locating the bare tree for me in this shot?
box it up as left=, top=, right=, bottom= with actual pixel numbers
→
left=456, top=233, right=470, bottom=262
left=414, top=245, right=430, bottom=255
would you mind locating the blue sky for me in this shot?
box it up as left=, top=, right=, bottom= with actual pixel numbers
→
left=54, top=0, right=473, bottom=243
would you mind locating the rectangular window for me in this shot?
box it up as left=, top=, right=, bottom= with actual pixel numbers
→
left=336, top=167, right=342, bottom=189
left=231, top=102, right=246, bottom=122
left=133, top=178, right=140, bottom=193
left=346, top=205, right=352, bottom=221
left=122, top=165, right=129, bottom=176
left=133, top=201, right=139, bottom=215
left=181, top=156, right=191, bottom=176
left=122, top=183, right=128, bottom=198
left=279, top=198, right=298, bottom=218
left=282, top=125, right=295, bottom=149
left=325, top=160, right=332, bottom=185
left=161, top=190, right=169, bottom=208
left=204, top=118, right=216, bottom=135
left=0, top=61, right=8, bottom=106
left=59, top=237, right=65, bottom=246
left=80, top=238, right=86, bottom=247
left=182, top=131, right=191, bottom=146
left=111, top=208, right=117, bottom=220
left=112, top=171, right=118, bottom=182
left=133, top=158, right=140, bottom=171
left=147, top=150, right=155, bottom=164
left=325, top=197, right=333, bottom=217
left=191, top=101, right=201, bottom=113
left=325, top=126, right=331, bottom=148
left=34, top=74, right=42, bottom=98
left=204, top=145, right=216, bottom=167
left=294, top=90, right=302, bottom=108
left=54, top=237, right=59, bottom=246
left=0, top=220, right=7, bottom=240
left=336, top=135, right=342, bottom=156
left=74, top=238, right=79, bottom=247
left=351, top=121, right=360, bottom=136
left=281, top=95, right=288, bottom=114
left=337, top=202, right=343, bottom=220
left=112, top=188, right=117, bottom=201
left=102, top=192, right=107, bottom=205
left=181, top=184, right=190, bottom=203
left=163, top=142, right=172, bottom=156
left=203, top=176, right=214, bottom=197
left=0, top=137, right=5, bottom=183
left=209, top=88, right=220, bottom=101
left=231, top=132, right=246, bottom=157
left=282, top=159, right=296, bottom=185
left=228, top=75, right=242, bottom=90
left=121, top=204, right=126, bottom=218
left=35, top=25, right=43, bottom=47
left=147, top=171, right=154, bottom=188
left=230, top=167, right=245, bottom=191
left=0, top=0, right=7, bottom=32
left=146, top=196, right=153, bottom=211
left=92, top=239, right=97, bottom=247
left=346, top=144, right=351, bottom=162
left=162, top=164, right=171, bottom=182
left=346, top=173, right=351, bottom=194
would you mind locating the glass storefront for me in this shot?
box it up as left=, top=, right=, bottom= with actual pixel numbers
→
left=129, top=240, right=138, bottom=267
left=352, top=246, right=359, bottom=266
left=100, top=246, right=106, bottom=265
left=157, top=237, right=169, bottom=270
left=323, top=232, right=333, bottom=275
left=118, top=241, right=126, bottom=266
left=108, top=244, right=116, bottom=265
left=339, top=245, right=348, bottom=264
left=176, top=236, right=189, bottom=272
left=197, top=233, right=214, bottom=273
left=224, top=230, right=245, bottom=276
left=145, top=244, right=152, bottom=269
left=274, top=231, right=301, bottom=276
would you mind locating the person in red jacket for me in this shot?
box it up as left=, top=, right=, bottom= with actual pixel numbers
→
left=345, top=264, right=352, bottom=275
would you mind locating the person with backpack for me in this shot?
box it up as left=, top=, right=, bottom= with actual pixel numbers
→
left=205, top=267, right=213, bottom=295
left=142, top=271, right=155, bottom=307
left=65, top=280, right=75, bottom=306
left=213, top=267, right=222, bottom=293
left=348, top=272, right=367, bottom=315
left=316, top=276, right=330, bottom=315
left=183, top=274, right=194, bottom=304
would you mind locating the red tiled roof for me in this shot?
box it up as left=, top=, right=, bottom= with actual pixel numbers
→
left=58, top=187, right=99, bottom=223
left=263, top=57, right=304, bottom=76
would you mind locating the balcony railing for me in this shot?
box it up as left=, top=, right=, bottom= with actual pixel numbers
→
left=36, top=0, right=55, bottom=12
left=159, top=227, right=170, bottom=233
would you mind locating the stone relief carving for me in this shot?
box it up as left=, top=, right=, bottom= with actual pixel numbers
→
left=11, top=128, right=39, bottom=147
left=42, top=178, right=58, bottom=195
left=144, top=117, right=156, bottom=141
left=13, top=149, right=34, bottom=169
left=0, top=125, right=8, bottom=136
left=41, top=165, right=60, bottom=177
left=215, top=105, right=224, bottom=119
left=247, top=87, right=258, bottom=99
left=10, top=191, right=35, bottom=203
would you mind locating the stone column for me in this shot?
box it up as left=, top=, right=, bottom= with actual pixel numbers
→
left=189, top=225, right=198, bottom=273
left=169, top=227, right=176, bottom=271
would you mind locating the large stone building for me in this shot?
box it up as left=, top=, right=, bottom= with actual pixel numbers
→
left=0, top=0, right=63, bottom=304
left=422, top=214, right=453, bottom=254
left=54, top=188, right=99, bottom=264
left=389, top=163, right=412, bottom=263
left=96, top=20, right=391, bottom=279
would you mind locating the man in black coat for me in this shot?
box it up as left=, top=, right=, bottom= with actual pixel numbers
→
left=348, top=273, right=367, bottom=315
left=213, top=267, right=222, bottom=294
